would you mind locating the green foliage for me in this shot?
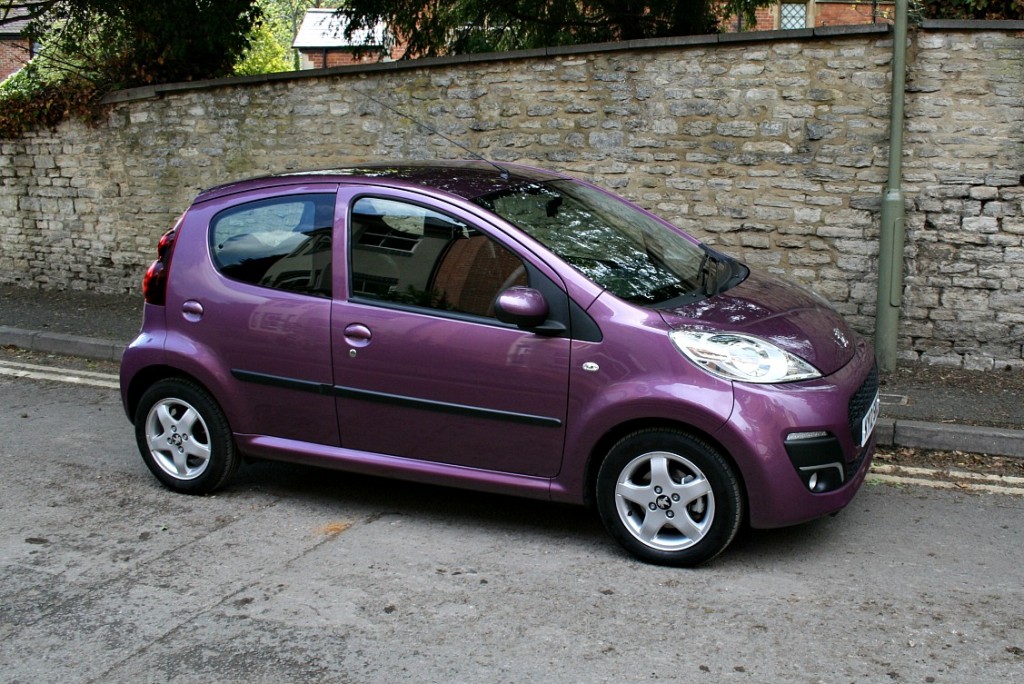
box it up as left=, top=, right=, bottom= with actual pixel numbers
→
left=0, top=0, right=262, bottom=136
left=923, top=0, right=1024, bottom=19
left=0, top=64, right=99, bottom=138
left=234, top=11, right=291, bottom=76
left=336, top=0, right=776, bottom=58
left=18, top=1, right=262, bottom=89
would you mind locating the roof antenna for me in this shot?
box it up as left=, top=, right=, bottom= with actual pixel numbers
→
left=353, top=87, right=509, bottom=180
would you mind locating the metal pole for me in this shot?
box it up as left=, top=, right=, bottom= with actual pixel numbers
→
left=874, top=0, right=908, bottom=373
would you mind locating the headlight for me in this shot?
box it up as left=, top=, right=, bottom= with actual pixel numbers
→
left=669, top=330, right=821, bottom=383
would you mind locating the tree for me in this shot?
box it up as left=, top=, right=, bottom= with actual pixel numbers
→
left=334, top=0, right=778, bottom=58
left=922, top=0, right=1024, bottom=20
left=2, top=1, right=261, bottom=88
left=234, top=2, right=291, bottom=75
left=0, top=1, right=262, bottom=137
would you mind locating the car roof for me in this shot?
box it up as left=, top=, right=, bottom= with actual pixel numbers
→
left=193, top=160, right=570, bottom=205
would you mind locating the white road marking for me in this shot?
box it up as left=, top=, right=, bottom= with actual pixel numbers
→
left=870, top=463, right=1024, bottom=497
left=0, top=359, right=119, bottom=389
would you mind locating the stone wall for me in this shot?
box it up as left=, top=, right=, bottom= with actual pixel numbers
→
left=1, top=23, right=1022, bottom=368
left=901, top=26, right=1024, bottom=369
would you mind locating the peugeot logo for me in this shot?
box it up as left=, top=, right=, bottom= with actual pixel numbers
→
left=832, top=328, right=849, bottom=350
left=655, top=495, right=673, bottom=510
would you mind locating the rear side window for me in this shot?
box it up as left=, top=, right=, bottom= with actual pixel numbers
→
left=349, top=197, right=527, bottom=318
left=210, top=193, right=335, bottom=297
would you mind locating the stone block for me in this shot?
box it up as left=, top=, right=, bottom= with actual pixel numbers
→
left=962, top=216, right=999, bottom=233
left=969, top=186, right=1000, bottom=201
left=963, top=354, right=995, bottom=371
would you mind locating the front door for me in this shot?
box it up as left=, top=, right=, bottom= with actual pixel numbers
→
left=331, top=191, right=571, bottom=477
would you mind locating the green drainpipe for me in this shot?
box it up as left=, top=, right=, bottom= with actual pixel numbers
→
left=874, top=0, right=909, bottom=373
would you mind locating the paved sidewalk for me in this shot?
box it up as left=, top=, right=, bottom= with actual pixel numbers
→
left=2, top=284, right=1023, bottom=458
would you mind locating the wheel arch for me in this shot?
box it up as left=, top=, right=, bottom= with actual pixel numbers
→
left=124, top=364, right=211, bottom=424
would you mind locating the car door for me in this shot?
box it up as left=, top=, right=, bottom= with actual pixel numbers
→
left=331, top=188, right=571, bottom=477
left=173, top=186, right=340, bottom=446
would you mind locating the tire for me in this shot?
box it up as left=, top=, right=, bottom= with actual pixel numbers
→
left=134, top=378, right=240, bottom=494
left=596, top=429, right=743, bottom=567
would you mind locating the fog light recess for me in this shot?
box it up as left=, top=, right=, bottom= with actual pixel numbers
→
left=784, top=431, right=847, bottom=494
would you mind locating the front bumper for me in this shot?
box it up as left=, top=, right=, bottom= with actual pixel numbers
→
left=712, top=337, right=878, bottom=529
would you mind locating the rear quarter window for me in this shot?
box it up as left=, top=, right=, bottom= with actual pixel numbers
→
left=210, top=193, right=335, bottom=297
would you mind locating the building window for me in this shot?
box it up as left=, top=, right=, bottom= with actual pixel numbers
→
left=780, top=3, right=808, bottom=29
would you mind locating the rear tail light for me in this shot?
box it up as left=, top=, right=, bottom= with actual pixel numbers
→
left=143, top=220, right=181, bottom=305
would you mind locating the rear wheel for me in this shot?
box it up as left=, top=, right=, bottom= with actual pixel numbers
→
left=596, top=429, right=743, bottom=567
left=134, top=378, right=239, bottom=494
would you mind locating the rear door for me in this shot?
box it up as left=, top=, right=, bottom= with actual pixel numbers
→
left=331, top=188, right=571, bottom=477
left=170, top=186, right=340, bottom=446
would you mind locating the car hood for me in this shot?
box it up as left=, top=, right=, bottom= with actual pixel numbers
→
left=657, top=271, right=857, bottom=376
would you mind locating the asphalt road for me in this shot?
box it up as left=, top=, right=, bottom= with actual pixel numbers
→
left=2, top=368, right=1023, bottom=683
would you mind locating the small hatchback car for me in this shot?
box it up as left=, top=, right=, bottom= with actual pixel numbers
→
left=121, top=161, right=879, bottom=566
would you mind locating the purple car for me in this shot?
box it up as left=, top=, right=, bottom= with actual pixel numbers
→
left=120, top=161, right=879, bottom=566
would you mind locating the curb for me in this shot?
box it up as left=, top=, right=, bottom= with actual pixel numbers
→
left=874, top=418, right=1024, bottom=460
left=3, top=327, right=1023, bottom=460
left=0, top=327, right=125, bottom=363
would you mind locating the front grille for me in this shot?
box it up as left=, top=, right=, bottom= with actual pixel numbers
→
left=847, top=363, right=879, bottom=447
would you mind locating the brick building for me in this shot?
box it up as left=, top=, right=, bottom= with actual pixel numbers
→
left=0, top=10, right=33, bottom=80
left=292, top=8, right=403, bottom=69
left=727, top=1, right=896, bottom=32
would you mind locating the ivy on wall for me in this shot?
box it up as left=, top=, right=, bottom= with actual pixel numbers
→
left=0, top=67, right=98, bottom=138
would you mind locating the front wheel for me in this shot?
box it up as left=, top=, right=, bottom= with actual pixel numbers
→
left=134, top=378, right=240, bottom=494
left=596, top=430, right=743, bottom=567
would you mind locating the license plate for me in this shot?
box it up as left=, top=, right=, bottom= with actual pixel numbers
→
left=860, top=391, right=880, bottom=447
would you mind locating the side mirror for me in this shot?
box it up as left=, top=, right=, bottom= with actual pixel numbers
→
left=493, top=287, right=549, bottom=329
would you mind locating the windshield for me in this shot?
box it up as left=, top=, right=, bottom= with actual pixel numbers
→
left=474, top=179, right=712, bottom=306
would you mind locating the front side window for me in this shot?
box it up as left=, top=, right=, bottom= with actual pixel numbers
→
left=349, top=197, right=526, bottom=318
left=475, top=180, right=714, bottom=306
left=210, top=193, right=334, bottom=297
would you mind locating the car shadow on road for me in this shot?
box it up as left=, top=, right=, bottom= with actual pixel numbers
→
left=212, top=458, right=868, bottom=569
left=724, top=505, right=871, bottom=570
left=230, top=458, right=610, bottom=542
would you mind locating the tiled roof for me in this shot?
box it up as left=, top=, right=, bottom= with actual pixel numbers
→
left=292, top=8, right=386, bottom=49
left=1, top=6, right=31, bottom=35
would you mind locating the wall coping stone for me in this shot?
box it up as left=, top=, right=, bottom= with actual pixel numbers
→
left=99, top=24, right=893, bottom=106
left=921, top=19, right=1024, bottom=30
left=718, top=27, right=816, bottom=43
left=82, top=20, right=1024, bottom=107
left=813, top=23, right=891, bottom=37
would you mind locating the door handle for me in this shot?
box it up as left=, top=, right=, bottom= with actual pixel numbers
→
left=343, top=323, right=372, bottom=348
